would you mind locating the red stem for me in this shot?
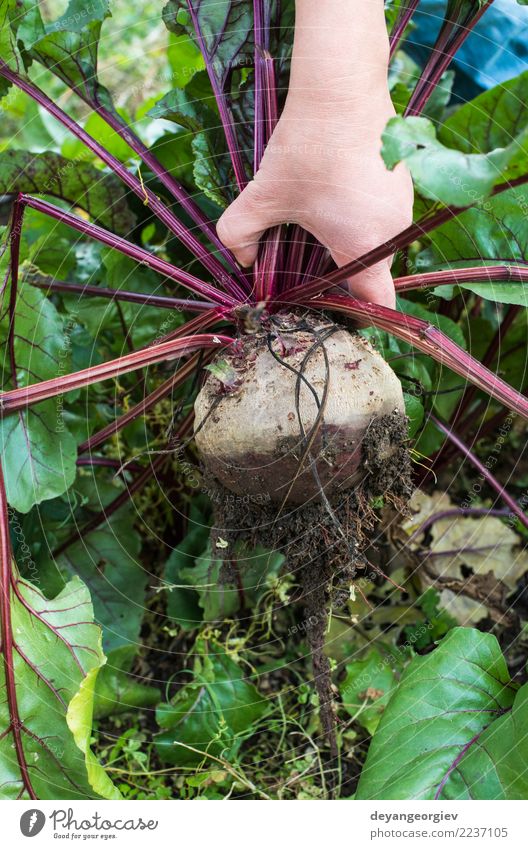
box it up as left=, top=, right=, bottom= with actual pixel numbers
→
left=0, top=333, right=233, bottom=413
left=0, top=60, right=244, bottom=298
left=93, top=105, right=248, bottom=291
left=28, top=276, right=216, bottom=313
left=254, top=50, right=282, bottom=302
left=430, top=415, right=528, bottom=530
left=407, top=506, right=510, bottom=545
left=389, top=0, right=420, bottom=57
left=186, top=3, right=248, bottom=192
left=394, top=265, right=528, bottom=293
left=405, top=1, right=495, bottom=117
left=254, top=0, right=267, bottom=172
left=19, top=194, right=236, bottom=308
left=291, top=293, right=528, bottom=421
left=0, top=461, right=38, bottom=798
left=5, top=198, right=25, bottom=389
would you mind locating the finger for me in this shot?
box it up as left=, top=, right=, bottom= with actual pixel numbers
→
left=329, top=238, right=396, bottom=308
left=216, top=180, right=276, bottom=267
left=344, top=261, right=396, bottom=309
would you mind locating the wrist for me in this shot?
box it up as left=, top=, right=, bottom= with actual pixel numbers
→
left=288, top=0, right=391, bottom=112
left=282, top=82, right=394, bottom=140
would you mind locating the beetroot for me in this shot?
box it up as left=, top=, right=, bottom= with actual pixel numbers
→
left=194, top=314, right=405, bottom=507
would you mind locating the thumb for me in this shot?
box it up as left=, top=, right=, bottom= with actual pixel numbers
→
left=216, top=180, right=277, bottom=267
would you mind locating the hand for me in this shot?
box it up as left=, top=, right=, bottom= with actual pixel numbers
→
left=217, top=91, right=413, bottom=309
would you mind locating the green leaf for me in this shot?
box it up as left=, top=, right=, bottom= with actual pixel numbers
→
left=340, top=649, right=397, bottom=735
left=179, top=540, right=285, bottom=624
left=417, top=186, right=528, bottom=307
left=404, top=588, right=457, bottom=649
left=167, top=32, right=206, bottom=88
left=1, top=278, right=72, bottom=386
left=165, top=520, right=211, bottom=629
left=81, top=111, right=136, bottom=163
left=403, top=392, right=424, bottom=439
left=192, top=130, right=235, bottom=209
left=148, top=86, right=214, bottom=133
left=0, top=0, right=31, bottom=97
left=389, top=51, right=454, bottom=122
left=440, top=70, right=528, bottom=157
left=456, top=681, right=528, bottom=799
left=156, top=638, right=268, bottom=766
left=17, top=0, right=114, bottom=112
left=163, top=1, right=253, bottom=89
left=0, top=149, right=135, bottom=233
left=0, top=572, right=120, bottom=799
left=356, top=627, right=520, bottom=800
left=0, top=402, right=77, bottom=514
left=93, top=646, right=161, bottom=719
left=382, top=116, right=528, bottom=207
left=58, top=513, right=147, bottom=652
left=0, top=271, right=78, bottom=512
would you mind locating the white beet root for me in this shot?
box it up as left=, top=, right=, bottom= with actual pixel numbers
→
left=194, top=319, right=405, bottom=505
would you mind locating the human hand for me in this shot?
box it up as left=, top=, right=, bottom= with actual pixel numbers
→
left=217, top=89, right=413, bottom=309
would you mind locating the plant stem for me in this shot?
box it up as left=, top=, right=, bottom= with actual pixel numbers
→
left=405, top=1, right=495, bottom=117
left=28, top=276, right=216, bottom=312
left=389, top=0, right=420, bottom=57
left=0, top=61, right=245, bottom=298
left=293, top=293, right=528, bottom=421
left=395, top=265, right=528, bottom=293
left=253, top=46, right=282, bottom=302
left=93, top=105, right=248, bottom=288
left=186, top=2, right=248, bottom=191
left=6, top=197, right=24, bottom=389
left=0, top=460, right=37, bottom=798
left=0, top=333, right=233, bottom=413
left=430, top=415, right=528, bottom=530
left=19, top=194, right=236, bottom=307
left=407, top=507, right=510, bottom=545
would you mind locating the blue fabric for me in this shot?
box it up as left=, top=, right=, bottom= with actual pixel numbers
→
left=405, top=0, right=528, bottom=94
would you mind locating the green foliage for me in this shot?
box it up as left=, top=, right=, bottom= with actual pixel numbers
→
left=356, top=628, right=525, bottom=800
left=0, top=573, right=119, bottom=799
left=439, top=71, right=528, bottom=156
left=16, top=0, right=113, bottom=110
left=0, top=0, right=527, bottom=803
left=404, top=589, right=457, bottom=649
left=162, top=1, right=254, bottom=88
left=0, top=274, right=78, bottom=512
left=58, top=513, right=147, bottom=652
left=156, top=638, right=268, bottom=766
left=340, top=649, right=397, bottom=735
left=382, top=115, right=528, bottom=207
left=165, top=528, right=285, bottom=628
left=0, top=150, right=135, bottom=233
left=94, top=646, right=162, bottom=719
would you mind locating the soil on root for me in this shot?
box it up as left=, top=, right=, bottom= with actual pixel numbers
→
left=203, top=410, right=413, bottom=777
